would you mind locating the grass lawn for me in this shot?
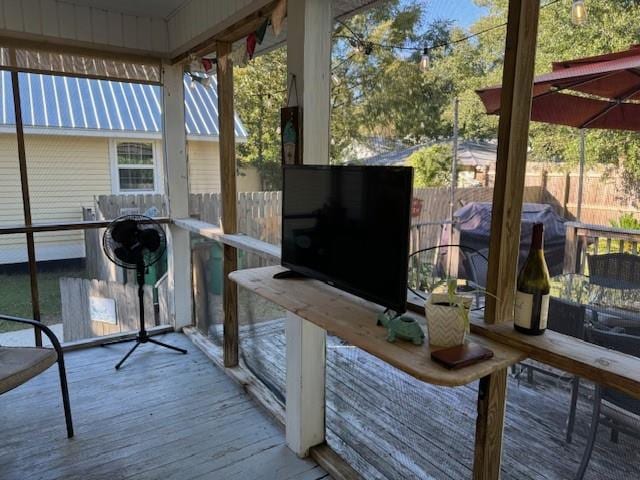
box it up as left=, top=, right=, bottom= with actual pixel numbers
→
left=0, top=268, right=87, bottom=333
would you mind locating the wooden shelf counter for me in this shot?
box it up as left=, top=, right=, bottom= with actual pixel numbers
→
left=230, top=266, right=524, bottom=387
left=230, top=265, right=527, bottom=479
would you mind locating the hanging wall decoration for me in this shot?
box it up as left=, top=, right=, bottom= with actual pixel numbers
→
left=246, top=32, right=258, bottom=60
left=256, top=18, right=269, bottom=44
left=272, top=0, right=287, bottom=36
left=281, top=74, right=302, bottom=165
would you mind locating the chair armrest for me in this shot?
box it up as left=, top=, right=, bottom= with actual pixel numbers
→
left=0, top=314, right=64, bottom=359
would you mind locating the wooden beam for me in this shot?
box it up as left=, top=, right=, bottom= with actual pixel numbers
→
left=170, top=0, right=279, bottom=64
left=473, top=369, right=508, bottom=480
left=0, top=218, right=170, bottom=235
left=283, top=0, right=333, bottom=458
left=162, top=63, right=192, bottom=331
left=285, top=312, right=326, bottom=457
left=484, top=0, right=541, bottom=325
left=217, top=42, right=239, bottom=367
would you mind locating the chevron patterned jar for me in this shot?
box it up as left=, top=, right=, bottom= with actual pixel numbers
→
left=425, top=293, right=472, bottom=348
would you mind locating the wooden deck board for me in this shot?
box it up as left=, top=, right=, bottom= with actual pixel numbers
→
left=235, top=319, right=640, bottom=480
left=0, top=333, right=327, bottom=480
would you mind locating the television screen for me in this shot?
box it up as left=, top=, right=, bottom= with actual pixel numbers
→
left=281, top=165, right=413, bottom=313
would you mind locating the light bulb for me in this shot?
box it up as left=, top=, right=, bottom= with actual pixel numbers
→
left=571, top=0, right=587, bottom=26
left=420, top=48, right=430, bottom=72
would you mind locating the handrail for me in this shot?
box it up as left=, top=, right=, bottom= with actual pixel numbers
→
left=566, top=221, right=640, bottom=238
left=172, top=217, right=281, bottom=261
left=0, top=217, right=171, bottom=235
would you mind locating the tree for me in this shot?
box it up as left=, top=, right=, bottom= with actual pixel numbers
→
left=441, top=0, right=640, bottom=192
left=234, top=48, right=287, bottom=190
left=409, top=144, right=451, bottom=187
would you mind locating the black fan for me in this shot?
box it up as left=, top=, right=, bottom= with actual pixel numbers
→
left=102, top=215, right=187, bottom=370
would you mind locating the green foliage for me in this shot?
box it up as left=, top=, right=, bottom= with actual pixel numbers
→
left=610, top=213, right=640, bottom=231
left=408, top=144, right=451, bottom=187
left=441, top=0, right=640, bottom=187
left=234, top=0, right=640, bottom=192
left=234, top=48, right=287, bottom=190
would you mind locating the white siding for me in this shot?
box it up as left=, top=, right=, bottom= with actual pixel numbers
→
left=0, top=134, right=111, bottom=263
left=187, top=140, right=221, bottom=194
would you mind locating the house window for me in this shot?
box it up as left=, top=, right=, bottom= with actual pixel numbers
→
left=113, top=141, right=157, bottom=192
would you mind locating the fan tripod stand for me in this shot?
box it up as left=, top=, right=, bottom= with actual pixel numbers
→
left=104, top=262, right=187, bottom=370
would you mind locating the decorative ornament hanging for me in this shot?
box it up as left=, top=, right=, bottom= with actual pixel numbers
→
left=246, top=32, right=257, bottom=60
left=201, top=58, right=216, bottom=75
left=271, top=0, right=287, bottom=36
left=281, top=74, right=302, bottom=165
left=256, top=18, right=269, bottom=44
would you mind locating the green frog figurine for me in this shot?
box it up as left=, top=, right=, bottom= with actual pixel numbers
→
left=377, top=312, right=425, bottom=345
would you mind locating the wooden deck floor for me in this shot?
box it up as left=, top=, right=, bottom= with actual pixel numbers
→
left=237, top=319, right=640, bottom=480
left=0, top=333, right=327, bottom=480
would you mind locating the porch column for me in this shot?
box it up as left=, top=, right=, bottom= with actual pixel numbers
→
left=216, top=42, right=240, bottom=368
left=476, top=1, right=540, bottom=479
left=285, top=0, right=332, bottom=457
left=484, top=0, right=540, bottom=325
left=162, top=63, right=192, bottom=330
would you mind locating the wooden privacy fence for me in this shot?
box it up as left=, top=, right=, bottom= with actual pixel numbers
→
left=60, top=277, right=154, bottom=342
left=91, top=188, right=545, bottom=261
left=486, top=170, right=640, bottom=226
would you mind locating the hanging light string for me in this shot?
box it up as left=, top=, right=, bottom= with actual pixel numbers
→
left=335, top=0, right=566, bottom=57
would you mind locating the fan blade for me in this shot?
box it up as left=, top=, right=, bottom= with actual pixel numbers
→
left=114, top=246, right=138, bottom=265
left=138, top=228, right=162, bottom=252
left=111, top=219, right=139, bottom=247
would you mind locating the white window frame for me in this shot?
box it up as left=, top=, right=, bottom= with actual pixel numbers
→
left=109, top=139, right=163, bottom=194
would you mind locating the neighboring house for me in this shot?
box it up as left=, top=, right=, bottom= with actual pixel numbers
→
left=0, top=71, right=254, bottom=265
left=359, top=140, right=497, bottom=184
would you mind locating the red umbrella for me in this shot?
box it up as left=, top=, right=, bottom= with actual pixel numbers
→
left=477, top=45, right=640, bottom=131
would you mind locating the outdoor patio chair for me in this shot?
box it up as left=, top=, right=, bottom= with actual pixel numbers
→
left=587, top=253, right=640, bottom=290
left=0, top=314, right=73, bottom=438
left=576, top=326, right=640, bottom=480
left=517, top=298, right=587, bottom=443
left=407, top=244, right=488, bottom=306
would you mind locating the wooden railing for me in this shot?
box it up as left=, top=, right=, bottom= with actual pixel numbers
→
left=563, top=221, right=640, bottom=274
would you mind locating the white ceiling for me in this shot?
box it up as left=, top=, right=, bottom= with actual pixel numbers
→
left=64, top=0, right=190, bottom=19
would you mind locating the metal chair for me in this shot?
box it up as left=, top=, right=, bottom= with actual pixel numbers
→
left=407, top=244, right=488, bottom=306
left=548, top=298, right=587, bottom=443
left=575, top=327, right=640, bottom=480
left=0, top=314, right=73, bottom=438
left=516, top=298, right=587, bottom=443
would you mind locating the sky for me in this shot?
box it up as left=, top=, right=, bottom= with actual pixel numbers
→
left=407, top=0, right=488, bottom=29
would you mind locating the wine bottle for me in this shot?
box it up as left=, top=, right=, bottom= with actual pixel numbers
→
left=514, top=223, right=550, bottom=335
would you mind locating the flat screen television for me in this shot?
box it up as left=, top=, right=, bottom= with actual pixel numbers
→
left=281, top=165, right=413, bottom=313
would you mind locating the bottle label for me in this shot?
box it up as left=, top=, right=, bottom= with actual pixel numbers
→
left=514, top=291, right=549, bottom=331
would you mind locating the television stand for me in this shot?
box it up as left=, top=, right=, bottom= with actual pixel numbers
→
left=272, top=269, right=307, bottom=280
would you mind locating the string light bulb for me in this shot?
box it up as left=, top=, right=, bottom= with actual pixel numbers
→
left=571, top=0, right=587, bottom=26
left=420, top=48, right=430, bottom=72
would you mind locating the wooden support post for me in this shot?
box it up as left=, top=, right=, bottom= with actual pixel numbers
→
left=217, top=42, right=239, bottom=367
left=285, top=312, right=326, bottom=456
left=484, top=0, right=541, bottom=325
left=563, top=224, right=579, bottom=274
left=473, top=369, right=508, bottom=480
left=162, top=63, right=192, bottom=330
left=284, top=0, right=332, bottom=457
left=563, top=172, right=571, bottom=219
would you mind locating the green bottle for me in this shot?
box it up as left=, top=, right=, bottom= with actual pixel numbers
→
left=514, top=223, right=550, bottom=335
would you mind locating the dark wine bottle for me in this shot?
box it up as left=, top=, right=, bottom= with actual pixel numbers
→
left=514, top=223, right=550, bottom=335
